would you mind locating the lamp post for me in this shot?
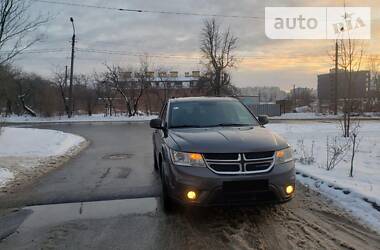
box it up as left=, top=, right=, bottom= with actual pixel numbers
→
left=68, top=17, right=76, bottom=118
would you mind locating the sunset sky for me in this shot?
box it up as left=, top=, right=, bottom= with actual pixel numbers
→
left=15, top=0, right=380, bottom=91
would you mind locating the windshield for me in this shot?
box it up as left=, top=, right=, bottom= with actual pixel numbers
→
left=168, top=100, right=259, bottom=128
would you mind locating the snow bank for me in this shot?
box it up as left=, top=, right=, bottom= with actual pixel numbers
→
left=2, top=114, right=157, bottom=124
left=297, top=172, right=380, bottom=234
left=271, top=112, right=338, bottom=120
left=0, top=168, right=14, bottom=188
left=268, top=122, right=380, bottom=232
left=0, top=127, right=85, bottom=157
left=0, top=127, right=86, bottom=188
left=271, top=112, right=380, bottom=120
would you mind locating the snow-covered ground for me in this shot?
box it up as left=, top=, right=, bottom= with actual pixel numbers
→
left=269, top=122, right=380, bottom=233
left=0, top=168, right=13, bottom=188
left=271, top=112, right=380, bottom=120
left=2, top=114, right=157, bottom=124
left=0, top=127, right=86, bottom=189
left=271, top=112, right=338, bottom=120
left=3, top=113, right=379, bottom=123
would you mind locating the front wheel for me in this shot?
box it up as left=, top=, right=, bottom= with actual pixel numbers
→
left=161, top=170, right=175, bottom=213
left=153, top=151, right=158, bottom=171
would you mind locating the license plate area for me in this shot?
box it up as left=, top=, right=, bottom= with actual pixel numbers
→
left=222, top=180, right=269, bottom=193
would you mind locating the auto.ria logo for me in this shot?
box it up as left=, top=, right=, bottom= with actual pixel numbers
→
left=265, top=7, right=371, bottom=39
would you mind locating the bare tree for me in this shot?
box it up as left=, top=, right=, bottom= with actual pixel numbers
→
left=295, top=139, right=315, bottom=165
left=94, top=72, right=116, bottom=117
left=0, top=63, right=17, bottom=116
left=0, top=65, right=37, bottom=116
left=53, top=67, right=70, bottom=117
left=348, top=121, right=361, bottom=177
left=0, top=0, right=48, bottom=65
left=101, top=57, right=151, bottom=116
left=16, top=75, right=36, bottom=117
left=337, top=38, right=365, bottom=137
left=289, top=88, right=315, bottom=108
left=154, top=68, right=173, bottom=107
left=326, top=136, right=350, bottom=171
left=74, top=74, right=97, bottom=116
left=131, top=57, right=152, bottom=116
left=200, top=18, right=238, bottom=96
left=103, top=64, right=133, bottom=116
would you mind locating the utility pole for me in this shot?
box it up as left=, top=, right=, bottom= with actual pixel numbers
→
left=64, top=65, right=69, bottom=116
left=334, top=40, right=338, bottom=115
left=258, top=90, right=261, bottom=103
left=68, top=17, right=76, bottom=118
left=64, top=65, right=68, bottom=86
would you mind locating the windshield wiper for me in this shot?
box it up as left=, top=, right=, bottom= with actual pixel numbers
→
left=207, top=123, right=253, bottom=127
left=170, top=125, right=202, bottom=128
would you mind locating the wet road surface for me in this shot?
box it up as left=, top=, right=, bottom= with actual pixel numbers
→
left=1, top=122, right=160, bottom=207
left=0, top=122, right=379, bottom=249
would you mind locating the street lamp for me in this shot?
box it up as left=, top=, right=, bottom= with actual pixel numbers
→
left=70, top=17, right=75, bottom=36
left=68, top=17, right=75, bottom=118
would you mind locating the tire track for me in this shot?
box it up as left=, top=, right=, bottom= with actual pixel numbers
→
left=158, top=183, right=380, bottom=250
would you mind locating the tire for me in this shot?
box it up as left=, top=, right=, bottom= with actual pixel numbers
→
left=161, top=168, right=175, bottom=213
left=153, top=151, right=158, bottom=171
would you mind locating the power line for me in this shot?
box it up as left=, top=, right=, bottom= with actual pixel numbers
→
left=74, top=57, right=203, bottom=65
left=75, top=48, right=339, bottom=60
left=8, top=47, right=380, bottom=62
left=0, top=48, right=67, bottom=54
left=76, top=48, right=202, bottom=60
left=32, top=0, right=264, bottom=19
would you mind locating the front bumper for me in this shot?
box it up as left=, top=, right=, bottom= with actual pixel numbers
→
left=166, top=160, right=296, bottom=206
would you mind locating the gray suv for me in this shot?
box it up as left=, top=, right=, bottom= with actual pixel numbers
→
left=150, top=97, right=295, bottom=210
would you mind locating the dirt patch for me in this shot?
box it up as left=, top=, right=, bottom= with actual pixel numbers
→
left=0, top=140, right=89, bottom=195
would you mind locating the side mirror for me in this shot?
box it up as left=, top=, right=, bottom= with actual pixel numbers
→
left=258, top=115, right=269, bottom=125
left=150, top=118, right=163, bottom=129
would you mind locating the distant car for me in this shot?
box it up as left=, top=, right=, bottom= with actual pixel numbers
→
left=150, top=97, right=295, bottom=210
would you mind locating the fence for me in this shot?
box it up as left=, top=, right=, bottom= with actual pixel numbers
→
left=247, top=104, right=281, bottom=117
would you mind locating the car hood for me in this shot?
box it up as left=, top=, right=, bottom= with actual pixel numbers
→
left=167, top=126, right=289, bottom=153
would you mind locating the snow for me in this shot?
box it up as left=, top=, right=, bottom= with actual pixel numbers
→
left=268, top=122, right=380, bottom=233
left=0, top=127, right=86, bottom=157
left=297, top=173, right=380, bottom=234
left=0, top=168, right=14, bottom=188
left=271, top=112, right=380, bottom=120
left=2, top=114, right=157, bottom=124
left=0, top=127, right=86, bottom=188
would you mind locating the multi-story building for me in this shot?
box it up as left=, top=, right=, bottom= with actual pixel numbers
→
left=121, top=70, right=201, bottom=89
left=113, top=70, right=206, bottom=113
left=317, top=69, right=371, bottom=112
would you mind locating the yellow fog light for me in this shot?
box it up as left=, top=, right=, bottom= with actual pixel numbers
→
left=286, top=185, right=294, bottom=195
left=187, top=191, right=197, bottom=200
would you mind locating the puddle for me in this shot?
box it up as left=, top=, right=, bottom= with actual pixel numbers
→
left=103, top=153, right=134, bottom=160
left=17, top=198, right=158, bottom=232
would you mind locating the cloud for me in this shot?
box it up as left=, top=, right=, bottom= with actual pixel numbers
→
left=12, top=0, right=380, bottom=90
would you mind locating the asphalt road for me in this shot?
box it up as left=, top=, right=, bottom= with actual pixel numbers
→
left=0, top=122, right=380, bottom=250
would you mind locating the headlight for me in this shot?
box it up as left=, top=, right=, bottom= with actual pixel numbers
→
left=170, top=149, right=206, bottom=167
left=275, top=147, right=293, bottom=164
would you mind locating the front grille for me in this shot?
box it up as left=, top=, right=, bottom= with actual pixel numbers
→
left=245, top=161, right=273, bottom=171
left=209, top=164, right=240, bottom=172
left=203, top=153, right=239, bottom=161
left=204, top=151, right=275, bottom=175
left=245, top=151, right=274, bottom=160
